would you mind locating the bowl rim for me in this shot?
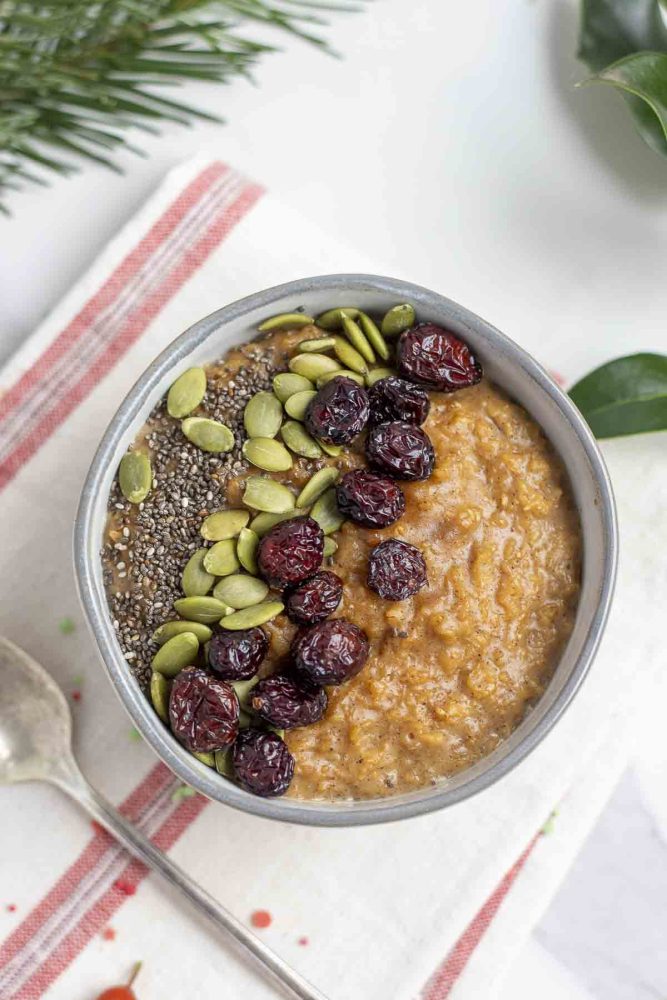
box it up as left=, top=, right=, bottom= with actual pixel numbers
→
left=74, top=273, right=618, bottom=827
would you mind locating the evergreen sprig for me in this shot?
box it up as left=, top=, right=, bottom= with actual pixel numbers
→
left=0, top=0, right=360, bottom=209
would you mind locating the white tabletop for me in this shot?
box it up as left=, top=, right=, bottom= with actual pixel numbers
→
left=2, top=1, right=666, bottom=996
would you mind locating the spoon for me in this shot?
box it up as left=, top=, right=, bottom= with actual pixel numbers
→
left=0, top=636, right=327, bottom=1000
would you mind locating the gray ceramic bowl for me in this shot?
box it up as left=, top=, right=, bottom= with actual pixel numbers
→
left=75, top=274, right=617, bottom=826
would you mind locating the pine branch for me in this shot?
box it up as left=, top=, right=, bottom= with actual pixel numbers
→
left=0, top=0, right=363, bottom=207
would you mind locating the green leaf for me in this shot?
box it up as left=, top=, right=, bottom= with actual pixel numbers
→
left=584, top=51, right=667, bottom=155
left=569, top=353, right=667, bottom=438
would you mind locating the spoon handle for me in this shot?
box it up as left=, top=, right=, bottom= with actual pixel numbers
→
left=52, top=763, right=327, bottom=1000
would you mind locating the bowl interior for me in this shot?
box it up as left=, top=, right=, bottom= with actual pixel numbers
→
left=75, top=274, right=617, bottom=826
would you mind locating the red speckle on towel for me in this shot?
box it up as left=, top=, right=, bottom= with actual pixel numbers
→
left=298, top=936, right=309, bottom=947
left=71, top=690, right=82, bottom=702
left=114, top=880, right=136, bottom=896
left=251, top=910, right=272, bottom=929
left=6, top=904, right=17, bottom=913
left=101, top=927, right=117, bottom=941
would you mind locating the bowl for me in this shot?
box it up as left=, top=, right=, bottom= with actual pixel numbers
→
left=74, top=274, right=617, bottom=826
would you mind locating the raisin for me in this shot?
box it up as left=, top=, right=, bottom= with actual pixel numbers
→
left=232, top=729, right=295, bottom=797
left=292, top=619, right=369, bottom=686
left=285, top=571, right=343, bottom=626
left=335, top=469, right=405, bottom=528
left=397, top=323, right=482, bottom=391
left=304, top=376, right=370, bottom=445
left=368, top=375, right=430, bottom=426
left=169, top=665, right=239, bottom=752
left=251, top=674, right=328, bottom=729
left=367, top=539, right=428, bottom=600
left=366, top=421, right=435, bottom=481
left=207, top=627, right=268, bottom=680
left=257, top=516, right=324, bottom=590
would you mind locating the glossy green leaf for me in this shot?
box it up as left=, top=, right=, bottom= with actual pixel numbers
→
left=569, top=353, right=667, bottom=438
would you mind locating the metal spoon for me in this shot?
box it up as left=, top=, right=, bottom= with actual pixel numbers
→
left=0, top=636, right=327, bottom=1000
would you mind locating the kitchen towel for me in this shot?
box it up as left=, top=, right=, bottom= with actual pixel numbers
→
left=0, top=158, right=664, bottom=1000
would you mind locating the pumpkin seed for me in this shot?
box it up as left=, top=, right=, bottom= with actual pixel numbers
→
left=257, top=312, right=314, bottom=332
left=203, top=539, right=240, bottom=576
left=236, top=527, right=259, bottom=573
left=311, top=488, right=344, bottom=534
left=280, top=420, right=322, bottom=459
left=213, top=574, right=269, bottom=609
left=273, top=372, right=313, bottom=402
left=315, top=306, right=360, bottom=330
left=381, top=303, right=416, bottom=337
left=243, top=391, right=283, bottom=439
left=249, top=508, right=306, bottom=536
left=214, top=748, right=234, bottom=777
left=192, top=751, right=215, bottom=767
left=152, top=620, right=213, bottom=645
left=323, top=537, right=338, bottom=557
left=242, top=437, right=293, bottom=473
left=341, top=315, right=375, bottom=364
left=219, top=601, right=285, bottom=630
left=174, top=595, right=229, bottom=623
left=289, top=353, right=341, bottom=381
left=181, top=548, right=215, bottom=597
left=285, top=389, right=317, bottom=421
left=118, top=451, right=152, bottom=504
left=358, top=312, right=390, bottom=361
left=239, top=708, right=253, bottom=729
left=316, top=369, right=365, bottom=388
left=151, top=631, right=199, bottom=677
left=296, top=466, right=340, bottom=508
left=366, top=366, right=397, bottom=386
left=332, top=335, right=368, bottom=375
left=243, top=476, right=295, bottom=513
left=232, top=676, right=260, bottom=711
left=297, top=336, right=336, bottom=353
left=318, top=440, right=343, bottom=457
left=181, top=417, right=234, bottom=453
left=200, top=508, right=249, bottom=541
left=150, top=671, right=171, bottom=723
left=167, top=367, right=207, bottom=418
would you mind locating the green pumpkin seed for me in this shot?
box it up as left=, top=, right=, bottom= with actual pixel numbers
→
left=152, top=620, right=213, bottom=645
left=213, top=574, right=269, bottom=609
left=341, top=315, right=375, bottom=364
left=200, top=508, right=249, bottom=542
left=181, top=417, right=234, bottom=453
left=232, top=676, right=260, bottom=711
left=242, top=437, right=293, bottom=473
left=243, top=476, right=295, bottom=513
left=285, top=389, right=317, bottom=421
left=323, top=537, right=338, bottom=558
left=366, top=367, right=397, bottom=386
left=219, top=601, right=285, bottom=630
left=297, top=336, right=336, bottom=353
left=268, top=726, right=286, bottom=739
left=273, top=372, right=313, bottom=403
left=174, top=595, right=229, bottom=624
left=280, top=420, right=322, bottom=459
left=289, top=353, right=341, bottom=381
left=358, top=312, right=390, bottom=361
left=296, top=466, right=340, bottom=508
left=118, top=451, right=152, bottom=505
left=243, top=391, right=283, bottom=439
left=150, top=671, right=171, bottom=723
left=151, top=631, right=199, bottom=677
left=181, top=548, right=216, bottom=597
left=316, top=369, right=365, bottom=388
left=381, top=303, right=416, bottom=337
left=236, top=527, right=259, bottom=573
left=315, top=307, right=360, bottom=330
left=318, top=440, right=343, bottom=457
left=332, top=335, right=368, bottom=375
left=258, top=312, right=314, bottom=332
left=167, top=367, right=207, bottom=418
left=192, top=751, right=215, bottom=767
left=203, top=539, right=240, bottom=576
left=311, top=488, right=344, bottom=535
left=214, top=748, right=234, bottom=777
left=249, top=508, right=306, bottom=536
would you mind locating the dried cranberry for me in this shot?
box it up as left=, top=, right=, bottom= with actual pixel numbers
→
left=368, top=376, right=430, bottom=426
left=169, top=665, right=239, bottom=752
left=397, top=323, right=482, bottom=391
left=207, top=627, right=268, bottom=680
left=304, top=376, right=370, bottom=445
left=285, top=571, right=343, bottom=626
left=251, top=674, right=328, bottom=729
left=257, top=516, right=324, bottom=590
left=292, top=619, right=369, bottom=687
left=366, top=421, right=435, bottom=481
left=367, top=539, right=428, bottom=600
left=335, top=469, right=405, bottom=528
left=232, top=729, right=295, bottom=797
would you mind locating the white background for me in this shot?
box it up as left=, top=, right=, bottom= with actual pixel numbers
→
left=2, top=1, right=666, bottom=997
